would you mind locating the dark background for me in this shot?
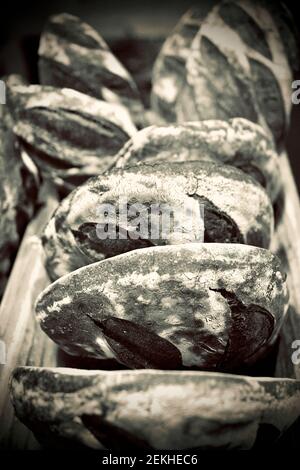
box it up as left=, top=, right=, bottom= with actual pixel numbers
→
left=1, top=0, right=299, bottom=191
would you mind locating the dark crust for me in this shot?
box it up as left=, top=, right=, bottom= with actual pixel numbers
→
left=20, top=107, right=129, bottom=154
left=12, top=367, right=93, bottom=394
left=46, top=16, right=102, bottom=49
left=21, top=140, right=79, bottom=170
left=234, top=161, right=267, bottom=189
left=81, top=414, right=152, bottom=449
left=88, top=315, right=183, bottom=369
left=210, top=288, right=275, bottom=371
left=39, top=58, right=102, bottom=101
left=249, top=58, right=285, bottom=145
left=219, top=3, right=272, bottom=60
left=72, top=222, right=155, bottom=260
left=199, top=36, right=258, bottom=122
left=193, top=195, right=244, bottom=244
left=262, top=1, right=300, bottom=73
left=40, top=56, right=140, bottom=101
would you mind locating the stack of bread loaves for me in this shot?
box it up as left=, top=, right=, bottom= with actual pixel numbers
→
left=0, top=75, right=39, bottom=298
left=9, top=1, right=300, bottom=449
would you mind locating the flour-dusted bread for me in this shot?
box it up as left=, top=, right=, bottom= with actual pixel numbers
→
left=36, top=244, right=288, bottom=371
left=151, top=5, right=215, bottom=123
left=11, top=367, right=300, bottom=449
left=7, top=85, right=136, bottom=194
left=38, top=13, right=145, bottom=128
left=0, top=75, right=39, bottom=296
left=42, top=161, right=273, bottom=281
left=152, top=0, right=295, bottom=147
left=115, top=118, right=281, bottom=202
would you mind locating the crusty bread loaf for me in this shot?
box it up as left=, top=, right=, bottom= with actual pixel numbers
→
left=152, top=0, right=295, bottom=147
left=42, top=161, right=273, bottom=280
left=11, top=367, right=300, bottom=449
left=36, top=244, right=288, bottom=371
left=0, top=75, right=39, bottom=297
left=115, top=118, right=281, bottom=202
left=7, top=85, right=136, bottom=194
left=38, top=13, right=145, bottom=128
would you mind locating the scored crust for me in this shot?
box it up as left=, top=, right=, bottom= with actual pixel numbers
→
left=151, top=1, right=294, bottom=147
left=7, top=85, right=136, bottom=193
left=36, top=243, right=288, bottom=371
left=38, top=13, right=145, bottom=128
left=114, top=118, right=281, bottom=203
left=42, top=161, right=274, bottom=281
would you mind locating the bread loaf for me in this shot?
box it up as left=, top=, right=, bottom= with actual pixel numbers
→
left=0, top=75, right=39, bottom=297
left=38, top=13, right=145, bottom=128
left=11, top=367, right=300, bottom=449
left=36, top=244, right=288, bottom=371
left=42, top=161, right=273, bottom=280
left=7, top=85, right=136, bottom=194
left=152, top=0, right=294, bottom=147
left=115, top=118, right=281, bottom=202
